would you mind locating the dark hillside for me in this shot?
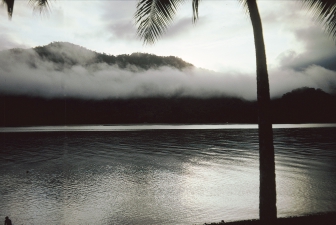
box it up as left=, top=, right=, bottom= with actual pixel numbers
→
left=1, top=87, right=335, bottom=127
left=0, top=96, right=257, bottom=126
left=271, top=87, right=336, bottom=123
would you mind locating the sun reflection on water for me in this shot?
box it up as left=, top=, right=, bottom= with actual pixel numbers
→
left=1, top=126, right=336, bottom=224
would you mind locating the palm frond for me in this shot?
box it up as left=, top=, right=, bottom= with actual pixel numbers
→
left=237, top=0, right=249, bottom=14
left=135, top=0, right=183, bottom=44
left=29, top=0, right=50, bottom=14
left=237, top=0, right=248, bottom=9
left=192, top=0, right=200, bottom=23
left=301, top=0, right=336, bottom=39
left=3, top=0, right=14, bottom=18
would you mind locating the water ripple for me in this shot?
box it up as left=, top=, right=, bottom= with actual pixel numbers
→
left=0, top=128, right=336, bottom=224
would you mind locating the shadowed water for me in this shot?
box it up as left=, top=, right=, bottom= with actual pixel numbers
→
left=0, top=125, right=336, bottom=224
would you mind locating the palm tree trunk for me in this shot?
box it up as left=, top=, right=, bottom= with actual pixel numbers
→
left=246, top=0, right=277, bottom=223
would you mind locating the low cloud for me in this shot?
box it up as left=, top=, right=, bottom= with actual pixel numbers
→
left=278, top=25, right=336, bottom=71
left=0, top=44, right=335, bottom=101
left=0, top=50, right=257, bottom=99
left=269, top=66, right=336, bottom=97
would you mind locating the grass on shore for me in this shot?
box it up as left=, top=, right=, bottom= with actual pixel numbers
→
left=204, top=212, right=336, bottom=225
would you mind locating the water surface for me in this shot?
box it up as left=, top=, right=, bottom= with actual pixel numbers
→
left=1, top=124, right=336, bottom=224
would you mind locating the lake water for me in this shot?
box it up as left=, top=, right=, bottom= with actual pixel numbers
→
left=1, top=124, right=336, bottom=225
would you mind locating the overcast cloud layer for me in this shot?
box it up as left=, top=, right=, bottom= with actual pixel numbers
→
left=0, top=1, right=336, bottom=99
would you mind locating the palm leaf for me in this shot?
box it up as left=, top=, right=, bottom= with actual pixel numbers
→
left=237, top=0, right=248, bottom=11
left=2, top=0, right=49, bottom=18
left=192, top=0, right=200, bottom=23
left=29, top=0, right=50, bottom=13
left=135, top=0, right=183, bottom=44
left=2, top=0, right=14, bottom=18
left=301, top=0, right=336, bottom=39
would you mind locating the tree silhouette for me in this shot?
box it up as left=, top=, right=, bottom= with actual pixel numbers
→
left=2, top=0, right=336, bottom=223
left=134, top=0, right=336, bottom=224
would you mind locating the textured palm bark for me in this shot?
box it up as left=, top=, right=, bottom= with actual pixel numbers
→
left=246, top=0, right=277, bottom=223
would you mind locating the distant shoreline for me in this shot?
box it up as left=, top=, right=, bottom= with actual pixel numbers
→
left=1, top=123, right=336, bottom=132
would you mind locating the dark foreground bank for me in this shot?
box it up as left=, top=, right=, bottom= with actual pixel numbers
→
left=205, top=212, right=336, bottom=225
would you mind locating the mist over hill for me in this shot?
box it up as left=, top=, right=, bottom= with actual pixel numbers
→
left=0, top=42, right=256, bottom=99
left=1, top=42, right=336, bottom=100
left=1, top=42, right=336, bottom=126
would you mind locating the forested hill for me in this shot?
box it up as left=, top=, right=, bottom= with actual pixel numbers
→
left=21, top=42, right=193, bottom=70
left=1, top=87, right=335, bottom=126
left=272, top=87, right=336, bottom=123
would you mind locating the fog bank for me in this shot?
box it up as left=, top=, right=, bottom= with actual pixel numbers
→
left=0, top=46, right=335, bottom=100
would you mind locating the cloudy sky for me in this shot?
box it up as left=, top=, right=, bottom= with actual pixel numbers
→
left=0, top=0, right=336, bottom=99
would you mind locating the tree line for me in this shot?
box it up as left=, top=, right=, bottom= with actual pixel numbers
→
left=1, top=87, right=335, bottom=127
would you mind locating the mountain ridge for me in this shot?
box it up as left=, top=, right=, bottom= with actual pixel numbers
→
left=7, top=41, right=194, bottom=70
